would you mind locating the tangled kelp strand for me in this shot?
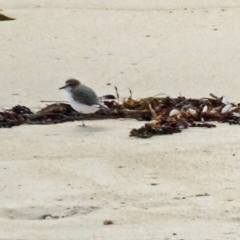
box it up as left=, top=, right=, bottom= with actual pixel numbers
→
left=0, top=105, right=33, bottom=128
left=1, top=93, right=240, bottom=138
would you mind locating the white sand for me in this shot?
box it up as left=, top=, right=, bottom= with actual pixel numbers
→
left=1, top=1, right=240, bottom=239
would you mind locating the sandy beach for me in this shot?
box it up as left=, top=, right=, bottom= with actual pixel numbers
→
left=1, top=1, right=240, bottom=239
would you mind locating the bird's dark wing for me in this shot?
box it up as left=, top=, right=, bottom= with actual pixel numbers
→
left=71, top=84, right=100, bottom=106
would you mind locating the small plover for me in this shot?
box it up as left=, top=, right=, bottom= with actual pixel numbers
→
left=59, top=78, right=109, bottom=126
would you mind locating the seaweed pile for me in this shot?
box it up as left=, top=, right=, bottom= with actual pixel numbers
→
left=1, top=93, right=240, bottom=138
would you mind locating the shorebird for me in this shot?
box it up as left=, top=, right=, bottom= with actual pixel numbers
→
left=59, top=78, right=109, bottom=126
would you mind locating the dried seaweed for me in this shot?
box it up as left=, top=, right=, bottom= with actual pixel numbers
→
left=0, top=105, right=32, bottom=128
left=1, top=93, right=240, bottom=138
left=0, top=13, right=15, bottom=21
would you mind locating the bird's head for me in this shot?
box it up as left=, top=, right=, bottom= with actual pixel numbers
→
left=59, top=79, right=80, bottom=91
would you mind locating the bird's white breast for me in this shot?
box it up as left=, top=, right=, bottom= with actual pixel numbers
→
left=66, top=92, right=100, bottom=114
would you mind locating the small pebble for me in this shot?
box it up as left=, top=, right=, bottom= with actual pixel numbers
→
left=103, top=220, right=113, bottom=225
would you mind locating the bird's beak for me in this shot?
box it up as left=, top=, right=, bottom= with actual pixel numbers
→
left=59, top=85, right=67, bottom=90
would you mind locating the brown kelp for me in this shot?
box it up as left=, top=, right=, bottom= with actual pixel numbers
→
left=1, top=93, right=240, bottom=138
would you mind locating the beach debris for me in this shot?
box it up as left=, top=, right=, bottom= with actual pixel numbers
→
left=0, top=105, right=33, bottom=128
left=38, top=214, right=59, bottom=220
left=1, top=93, right=240, bottom=138
left=103, top=220, right=114, bottom=225
left=174, top=193, right=210, bottom=200
left=114, top=86, right=120, bottom=103
left=99, top=94, right=116, bottom=101
left=194, top=193, right=210, bottom=197
left=0, top=13, right=15, bottom=21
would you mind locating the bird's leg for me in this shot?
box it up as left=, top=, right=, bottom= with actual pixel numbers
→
left=81, top=118, right=86, bottom=127
left=78, top=112, right=86, bottom=127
